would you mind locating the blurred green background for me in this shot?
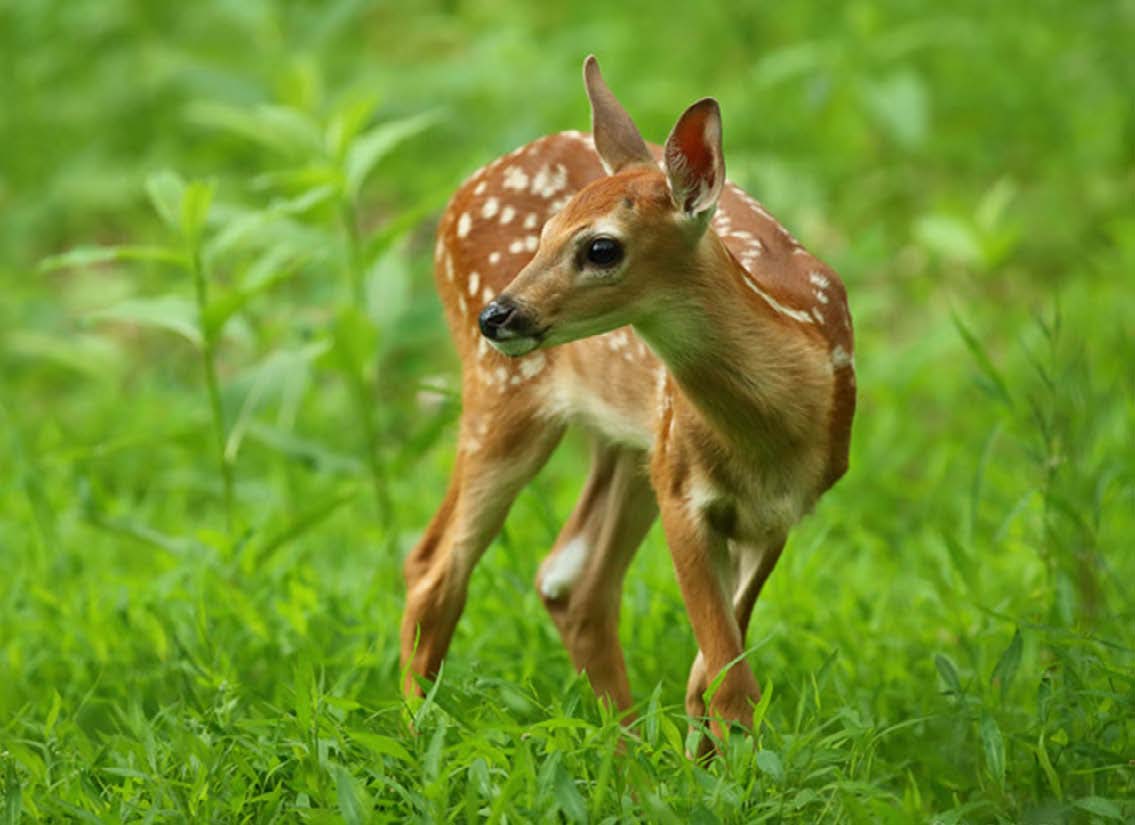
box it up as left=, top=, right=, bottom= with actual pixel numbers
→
left=2, top=1, right=1133, bottom=822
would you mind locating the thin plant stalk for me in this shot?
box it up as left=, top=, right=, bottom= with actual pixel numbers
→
left=190, top=246, right=236, bottom=533
left=339, top=199, right=393, bottom=530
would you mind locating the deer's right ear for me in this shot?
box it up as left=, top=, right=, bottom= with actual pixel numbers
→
left=664, top=97, right=724, bottom=220
left=584, top=55, right=653, bottom=175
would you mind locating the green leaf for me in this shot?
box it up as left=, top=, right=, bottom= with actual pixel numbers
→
left=88, top=296, right=202, bottom=348
left=914, top=214, right=982, bottom=266
left=335, top=765, right=367, bottom=825
left=979, top=710, right=1005, bottom=789
left=751, top=678, right=774, bottom=734
left=39, top=244, right=186, bottom=271
left=43, top=690, right=62, bottom=737
left=1034, top=732, right=1062, bottom=800
left=5, top=754, right=21, bottom=825
left=186, top=102, right=323, bottom=159
left=146, top=170, right=186, bottom=232
left=349, top=731, right=413, bottom=764
left=990, top=628, right=1022, bottom=700
left=325, top=93, right=381, bottom=160
left=180, top=179, right=215, bottom=246
left=862, top=70, right=929, bottom=149
left=756, top=749, right=784, bottom=782
left=1072, top=797, right=1125, bottom=821
left=553, top=763, right=587, bottom=823
left=951, top=311, right=1014, bottom=407
left=344, top=110, right=440, bottom=201
left=934, top=653, right=962, bottom=697
left=4, top=331, right=124, bottom=379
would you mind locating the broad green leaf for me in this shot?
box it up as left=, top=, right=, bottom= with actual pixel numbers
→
left=349, top=731, right=413, bottom=763
left=1072, top=797, right=1125, bottom=821
left=88, top=296, right=201, bottom=348
left=366, top=242, right=412, bottom=331
left=344, top=110, right=440, bottom=201
left=934, top=653, right=962, bottom=697
left=224, top=344, right=325, bottom=461
left=186, top=101, right=323, bottom=159
left=979, top=710, right=1005, bottom=789
left=756, top=749, right=784, bottom=782
left=326, top=93, right=381, bottom=160
left=553, top=763, right=587, bottom=824
left=862, top=70, right=929, bottom=149
left=915, top=214, right=982, bottom=266
left=4, top=331, right=124, bottom=378
left=991, top=627, right=1023, bottom=700
left=146, top=170, right=185, bottom=231
left=334, top=765, right=367, bottom=825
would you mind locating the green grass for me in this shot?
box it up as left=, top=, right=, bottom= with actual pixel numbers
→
left=2, top=1, right=1134, bottom=821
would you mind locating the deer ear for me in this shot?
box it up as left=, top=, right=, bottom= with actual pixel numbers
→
left=664, top=98, right=725, bottom=218
left=583, top=55, right=653, bottom=174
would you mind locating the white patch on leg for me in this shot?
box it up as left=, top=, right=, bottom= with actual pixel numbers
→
left=540, top=536, right=589, bottom=600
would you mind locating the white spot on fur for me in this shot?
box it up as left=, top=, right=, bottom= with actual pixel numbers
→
left=444, top=253, right=455, bottom=282
left=481, top=197, right=499, bottom=219
left=540, top=536, right=589, bottom=599
left=524, top=212, right=539, bottom=230
left=740, top=275, right=816, bottom=325
left=832, top=345, right=853, bottom=368
left=814, top=289, right=829, bottom=304
left=473, top=181, right=487, bottom=196
left=494, top=366, right=509, bottom=385
left=500, top=205, right=516, bottom=224
left=488, top=251, right=502, bottom=265
left=531, top=163, right=568, bottom=198
left=519, top=351, right=546, bottom=379
left=811, top=306, right=826, bottom=324
left=524, top=235, right=538, bottom=252
left=468, top=271, right=480, bottom=296
left=809, top=271, right=831, bottom=289
left=482, top=286, right=494, bottom=304
left=457, top=294, right=468, bottom=315
left=508, top=239, right=524, bottom=254
left=502, top=166, right=529, bottom=191
left=457, top=212, right=472, bottom=238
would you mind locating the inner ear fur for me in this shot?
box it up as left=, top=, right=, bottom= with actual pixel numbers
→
left=664, top=97, right=725, bottom=217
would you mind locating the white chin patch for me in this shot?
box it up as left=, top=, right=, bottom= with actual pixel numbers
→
left=488, top=336, right=539, bottom=357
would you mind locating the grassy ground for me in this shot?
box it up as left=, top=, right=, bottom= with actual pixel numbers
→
left=2, top=1, right=1133, bottom=822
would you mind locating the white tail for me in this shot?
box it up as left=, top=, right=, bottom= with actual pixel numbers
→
left=401, top=56, right=855, bottom=747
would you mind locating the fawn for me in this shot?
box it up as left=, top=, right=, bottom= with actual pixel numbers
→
left=401, top=56, right=855, bottom=742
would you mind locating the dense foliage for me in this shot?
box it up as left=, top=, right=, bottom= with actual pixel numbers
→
left=2, top=1, right=1133, bottom=821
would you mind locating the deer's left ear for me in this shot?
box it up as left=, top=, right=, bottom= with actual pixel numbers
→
left=664, top=98, right=725, bottom=220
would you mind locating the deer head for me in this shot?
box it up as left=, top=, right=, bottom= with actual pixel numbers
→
left=478, top=56, right=726, bottom=357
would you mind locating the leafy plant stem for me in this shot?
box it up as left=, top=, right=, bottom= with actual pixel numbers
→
left=190, top=246, right=236, bottom=533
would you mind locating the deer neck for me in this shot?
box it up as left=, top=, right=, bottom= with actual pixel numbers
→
left=633, top=233, right=823, bottom=466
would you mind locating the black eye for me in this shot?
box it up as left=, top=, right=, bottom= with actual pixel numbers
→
left=585, top=236, right=623, bottom=268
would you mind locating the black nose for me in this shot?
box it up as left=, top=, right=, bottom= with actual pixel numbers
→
left=478, top=299, right=517, bottom=340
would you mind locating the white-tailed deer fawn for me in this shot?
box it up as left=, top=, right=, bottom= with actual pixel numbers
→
left=401, top=56, right=855, bottom=744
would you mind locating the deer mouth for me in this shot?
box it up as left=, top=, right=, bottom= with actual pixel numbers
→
left=488, top=334, right=542, bottom=357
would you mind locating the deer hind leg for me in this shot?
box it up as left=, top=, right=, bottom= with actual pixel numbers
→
left=400, top=403, right=564, bottom=697
left=684, top=537, right=786, bottom=737
left=536, top=440, right=657, bottom=712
